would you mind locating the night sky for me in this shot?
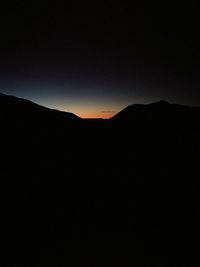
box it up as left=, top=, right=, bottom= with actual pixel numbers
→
left=0, top=1, right=199, bottom=118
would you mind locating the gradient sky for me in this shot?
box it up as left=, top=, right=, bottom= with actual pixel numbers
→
left=0, top=1, right=199, bottom=118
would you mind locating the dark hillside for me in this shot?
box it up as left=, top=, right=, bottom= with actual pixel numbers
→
left=1, top=93, right=200, bottom=266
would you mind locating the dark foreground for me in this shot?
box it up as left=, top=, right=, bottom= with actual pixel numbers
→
left=1, top=94, right=200, bottom=266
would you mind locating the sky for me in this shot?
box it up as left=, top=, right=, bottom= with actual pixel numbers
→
left=0, top=1, right=199, bottom=118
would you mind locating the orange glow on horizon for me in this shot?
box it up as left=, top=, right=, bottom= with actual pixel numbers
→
left=55, top=102, right=126, bottom=119
left=61, top=105, right=120, bottom=119
left=77, top=112, right=114, bottom=119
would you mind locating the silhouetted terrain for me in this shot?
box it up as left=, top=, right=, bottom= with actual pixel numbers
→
left=1, top=93, right=200, bottom=266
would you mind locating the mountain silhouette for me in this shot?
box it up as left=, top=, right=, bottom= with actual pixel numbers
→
left=111, top=99, right=200, bottom=129
left=1, top=92, right=200, bottom=266
left=112, top=99, right=192, bottom=120
left=1, top=92, right=200, bottom=126
left=0, top=92, right=80, bottom=128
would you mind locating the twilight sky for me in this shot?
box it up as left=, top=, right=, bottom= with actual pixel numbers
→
left=0, top=1, right=199, bottom=118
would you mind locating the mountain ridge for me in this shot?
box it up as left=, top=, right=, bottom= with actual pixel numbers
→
left=1, top=92, right=200, bottom=121
left=111, top=99, right=200, bottom=123
left=0, top=92, right=80, bottom=122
